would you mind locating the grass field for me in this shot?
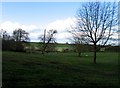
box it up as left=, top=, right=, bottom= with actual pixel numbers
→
left=25, top=42, right=72, bottom=52
left=2, top=51, right=119, bottom=88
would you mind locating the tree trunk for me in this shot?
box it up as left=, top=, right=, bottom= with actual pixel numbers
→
left=42, top=29, right=46, bottom=55
left=42, top=44, right=47, bottom=55
left=93, top=43, right=97, bottom=64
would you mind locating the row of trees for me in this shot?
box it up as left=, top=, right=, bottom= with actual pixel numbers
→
left=0, top=28, right=57, bottom=53
left=0, top=2, right=117, bottom=64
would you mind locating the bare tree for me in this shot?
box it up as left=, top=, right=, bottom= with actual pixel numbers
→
left=39, top=29, right=57, bottom=54
left=12, top=28, right=30, bottom=51
left=71, top=2, right=117, bottom=64
left=0, top=29, right=11, bottom=40
left=13, top=28, right=30, bottom=42
left=69, top=31, right=88, bottom=56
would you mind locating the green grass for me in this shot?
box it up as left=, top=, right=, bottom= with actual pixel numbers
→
left=2, top=51, right=119, bottom=88
left=27, top=42, right=71, bottom=52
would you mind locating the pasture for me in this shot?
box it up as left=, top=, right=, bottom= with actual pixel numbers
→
left=2, top=51, right=119, bottom=88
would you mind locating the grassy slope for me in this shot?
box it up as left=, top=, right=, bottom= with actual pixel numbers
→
left=2, top=51, right=119, bottom=88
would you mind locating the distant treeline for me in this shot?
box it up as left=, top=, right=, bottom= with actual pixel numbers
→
left=1, top=27, right=119, bottom=53
left=1, top=28, right=29, bottom=52
left=2, top=39, right=28, bottom=52
left=70, top=44, right=120, bottom=52
left=2, top=40, right=119, bottom=52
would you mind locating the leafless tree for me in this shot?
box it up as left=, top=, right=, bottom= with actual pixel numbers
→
left=39, top=29, right=57, bottom=54
left=69, top=31, right=89, bottom=56
left=71, top=2, right=117, bottom=64
left=13, top=28, right=30, bottom=42
left=0, top=29, right=11, bottom=40
left=12, top=28, right=30, bottom=51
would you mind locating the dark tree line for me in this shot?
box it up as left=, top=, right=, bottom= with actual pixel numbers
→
left=0, top=28, right=30, bottom=52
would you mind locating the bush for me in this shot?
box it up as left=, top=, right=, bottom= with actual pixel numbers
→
left=2, top=40, right=25, bottom=52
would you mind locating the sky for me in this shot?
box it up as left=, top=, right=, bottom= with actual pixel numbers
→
left=0, top=2, right=82, bottom=43
left=0, top=1, right=119, bottom=44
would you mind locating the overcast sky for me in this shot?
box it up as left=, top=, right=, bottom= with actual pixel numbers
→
left=0, top=1, right=119, bottom=44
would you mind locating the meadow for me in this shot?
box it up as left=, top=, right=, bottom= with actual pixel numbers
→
left=2, top=51, right=119, bottom=88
